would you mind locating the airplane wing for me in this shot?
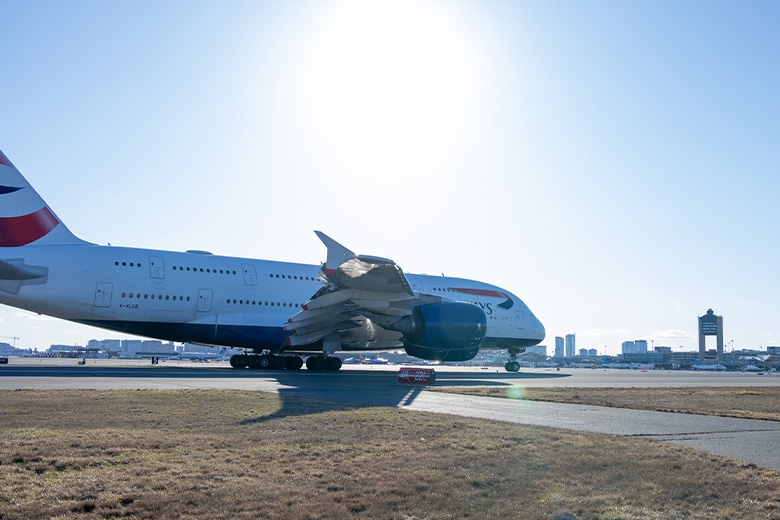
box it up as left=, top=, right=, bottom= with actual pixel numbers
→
left=284, top=232, right=441, bottom=351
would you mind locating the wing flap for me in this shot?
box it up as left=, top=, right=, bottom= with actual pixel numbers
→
left=284, top=232, right=440, bottom=349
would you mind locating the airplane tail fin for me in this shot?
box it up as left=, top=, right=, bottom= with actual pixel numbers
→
left=0, top=150, right=87, bottom=247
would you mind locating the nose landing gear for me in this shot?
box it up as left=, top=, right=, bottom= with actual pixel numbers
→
left=504, top=347, right=524, bottom=372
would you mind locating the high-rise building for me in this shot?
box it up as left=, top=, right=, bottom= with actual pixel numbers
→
left=555, top=336, right=564, bottom=357
left=622, top=340, right=649, bottom=354
left=565, top=334, right=576, bottom=358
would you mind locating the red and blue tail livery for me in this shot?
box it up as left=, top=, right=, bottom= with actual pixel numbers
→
left=0, top=150, right=84, bottom=247
left=0, top=148, right=544, bottom=372
left=0, top=207, right=59, bottom=247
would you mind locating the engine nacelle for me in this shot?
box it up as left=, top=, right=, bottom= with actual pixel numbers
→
left=395, top=302, right=486, bottom=361
left=404, top=343, right=480, bottom=362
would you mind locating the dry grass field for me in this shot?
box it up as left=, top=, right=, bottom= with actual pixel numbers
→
left=435, top=386, right=780, bottom=422
left=2, top=389, right=780, bottom=519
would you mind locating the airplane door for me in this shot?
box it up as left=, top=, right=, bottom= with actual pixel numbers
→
left=94, top=283, right=113, bottom=307
left=149, top=256, right=165, bottom=279
left=197, top=289, right=213, bottom=312
left=242, top=264, right=257, bottom=286
left=409, top=277, right=424, bottom=293
left=516, top=311, right=525, bottom=330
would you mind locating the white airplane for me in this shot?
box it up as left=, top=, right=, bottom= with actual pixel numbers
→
left=692, top=362, right=727, bottom=371
left=172, top=351, right=227, bottom=362
left=0, top=149, right=545, bottom=372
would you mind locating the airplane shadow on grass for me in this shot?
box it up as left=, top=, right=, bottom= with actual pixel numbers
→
left=237, top=369, right=571, bottom=425
left=0, top=364, right=570, bottom=425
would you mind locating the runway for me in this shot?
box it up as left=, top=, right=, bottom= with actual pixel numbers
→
left=4, top=359, right=780, bottom=472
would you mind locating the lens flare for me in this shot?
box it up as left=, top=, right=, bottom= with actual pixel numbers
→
left=505, top=385, right=526, bottom=400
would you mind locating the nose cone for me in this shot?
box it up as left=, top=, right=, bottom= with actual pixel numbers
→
left=527, top=311, right=545, bottom=344
left=535, top=316, right=546, bottom=343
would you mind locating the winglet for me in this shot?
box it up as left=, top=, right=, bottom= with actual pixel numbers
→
left=314, top=231, right=355, bottom=273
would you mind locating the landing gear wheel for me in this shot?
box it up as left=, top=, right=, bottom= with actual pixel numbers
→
left=306, top=356, right=326, bottom=371
left=258, top=355, right=273, bottom=369
left=285, top=356, right=304, bottom=370
left=504, top=361, right=520, bottom=372
left=325, top=357, right=342, bottom=371
left=274, top=355, right=288, bottom=370
left=230, top=355, right=249, bottom=369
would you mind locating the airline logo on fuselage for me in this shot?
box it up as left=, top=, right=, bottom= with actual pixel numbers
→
left=448, top=287, right=514, bottom=315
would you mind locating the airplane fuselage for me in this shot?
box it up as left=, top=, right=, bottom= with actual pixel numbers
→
left=0, top=243, right=543, bottom=353
left=0, top=148, right=545, bottom=369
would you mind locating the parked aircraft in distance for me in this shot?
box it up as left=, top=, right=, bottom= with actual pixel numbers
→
left=173, top=351, right=229, bottom=362
left=692, top=362, right=727, bottom=371
left=358, top=355, right=390, bottom=365
left=0, top=149, right=544, bottom=371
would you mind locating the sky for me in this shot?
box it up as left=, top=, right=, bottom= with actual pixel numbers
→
left=1, top=0, right=779, bottom=355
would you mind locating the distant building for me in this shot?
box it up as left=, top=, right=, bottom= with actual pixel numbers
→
left=588, top=348, right=598, bottom=357
left=565, top=334, right=576, bottom=358
left=555, top=336, right=564, bottom=357
left=623, top=340, right=649, bottom=354
left=87, top=339, right=121, bottom=353
left=49, top=344, right=77, bottom=355
left=121, top=340, right=143, bottom=356
left=524, top=345, right=547, bottom=356
left=670, top=351, right=698, bottom=366
left=698, top=308, right=724, bottom=364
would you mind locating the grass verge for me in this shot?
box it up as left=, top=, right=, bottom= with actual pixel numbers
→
left=1, top=389, right=780, bottom=519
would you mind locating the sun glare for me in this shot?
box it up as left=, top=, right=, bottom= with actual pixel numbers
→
left=286, top=0, right=487, bottom=160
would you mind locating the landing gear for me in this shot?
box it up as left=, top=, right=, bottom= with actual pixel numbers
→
left=230, top=354, right=249, bottom=368
left=229, top=352, right=337, bottom=371
left=229, top=353, right=304, bottom=371
left=305, top=355, right=343, bottom=372
left=504, top=347, right=523, bottom=372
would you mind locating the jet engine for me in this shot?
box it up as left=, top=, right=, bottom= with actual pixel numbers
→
left=393, top=302, right=486, bottom=362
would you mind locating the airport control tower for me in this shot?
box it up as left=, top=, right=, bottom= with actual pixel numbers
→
left=698, top=308, right=724, bottom=364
